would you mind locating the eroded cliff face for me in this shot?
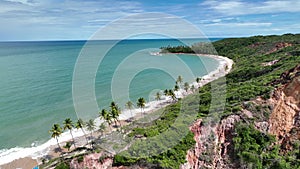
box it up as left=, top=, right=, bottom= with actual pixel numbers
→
left=268, top=65, right=300, bottom=148
left=182, top=65, right=300, bottom=169
left=181, top=115, right=240, bottom=169
left=70, top=152, right=113, bottom=169
left=69, top=65, right=300, bottom=169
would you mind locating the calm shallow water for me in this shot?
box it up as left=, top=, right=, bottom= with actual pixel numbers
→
left=0, top=39, right=219, bottom=150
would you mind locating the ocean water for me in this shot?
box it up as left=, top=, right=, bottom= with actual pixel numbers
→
left=0, top=39, right=219, bottom=156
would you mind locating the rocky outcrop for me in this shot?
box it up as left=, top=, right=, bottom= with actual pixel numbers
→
left=267, top=42, right=292, bottom=54
left=268, top=65, right=300, bottom=146
left=69, top=64, right=300, bottom=169
left=180, top=119, right=205, bottom=169
left=181, top=115, right=240, bottom=169
left=247, top=42, right=293, bottom=54
left=182, top=64, right=300, bottom=169
left=70, top=152, right=113, bottom=169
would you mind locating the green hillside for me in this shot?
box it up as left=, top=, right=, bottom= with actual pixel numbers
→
left=113, top=33, right=300, bottom=168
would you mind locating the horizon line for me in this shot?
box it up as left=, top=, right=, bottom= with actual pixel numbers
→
left=1, top=33, right=298, bottom=42
left=0, top=37, right=224, bottom=43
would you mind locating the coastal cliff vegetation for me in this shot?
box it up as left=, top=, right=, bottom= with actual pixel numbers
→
left=45, top=33, right=300, bottom=169
left=113, top=33, right=300, bottom=168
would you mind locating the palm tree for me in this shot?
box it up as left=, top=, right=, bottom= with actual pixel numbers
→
left=196, top=77, right=201, bottom=86
left=64, top=142, right=72, bottom=152
left=164, top=89, right=169, bottom=97
left=86, top=119, right=96, bottom=149
left=155, top=92, right=162, bottom=107
left=49, top=123, right=62, bottom=150
left=174, top=84, right=179, bottom=92
left=184, top=82, right=190, bottom=94
left=110, top=105, right=121, bottom=127
left=86, top=119, right=96, bottom=139
left=177, top=75, right=183, bottom=86
left=174, top=83, right=182, bottom=97
left=137, top=97, right=146, bottom=115
left=108, top=101, right=121, bottom=127
left=75, top=118, right=88, bottom=145
left=191, top=85, right=195, bottom=93
left=155, top=92, right=161, bottom=101
left=125, top=101, right=134, bottom=120
left=168, top=89, right=177, bottom=102
left=63, top=118, right=76, bottom=148
left=100, top=109, right=112, bottom=130
left=98, top=123, right=106, bottom=136
left=110, top=101, right=117, bottom=109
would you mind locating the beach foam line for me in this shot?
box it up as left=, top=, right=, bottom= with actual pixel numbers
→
left=0, top=54, right=233, bottom=166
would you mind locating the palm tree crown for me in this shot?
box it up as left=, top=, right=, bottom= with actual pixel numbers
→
left=196, top=77, right=201, bottom=86
left=168, top=89, right=177, bottom=102
left=49, top=123, right=62, bottom=149
left=110, top=102, right=120, bottom=119
left=75, top=118, right=84, bottom=129
left=184, top=82, right=190, bottom=93
left=75, top=118, right=88, bottom=144
left=137, top=97, right=146, bottom=114
left=126, top=101, right=134, bottom=119
left=86, top=119, right=96, bottom=136
left=164, top=89, right=169, bottom=97
left=191, top=85, right=195, bottom=93
left=177, top=75, right=183, bottom=85
left=63, top=118, right=74, bottom=131
left=125, top=101, right=133, bottom=110
left=174, top=84, right=179, bottom=92
left=155, top=92, right=161, bottom=101
left=63, top=118, right=76, bottom=148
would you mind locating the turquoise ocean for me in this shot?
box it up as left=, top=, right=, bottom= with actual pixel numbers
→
left=0, top=39, right=220, bottom=160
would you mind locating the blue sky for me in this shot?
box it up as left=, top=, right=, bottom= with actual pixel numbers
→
left=0, top=0, right=299, bottom=41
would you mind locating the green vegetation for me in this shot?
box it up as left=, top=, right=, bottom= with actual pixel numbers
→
left=49, top=124, right=63, bottom=150
left=54, top=162, right=70, bottom=169
left=113, top=131, right=195, bottom=168
left=113, top=34, right=300, bottom=168
left=233, top=123, right=300, bottom=168
left=128, top=102, right=181, bottom=138
left=63, top=118, right=76, bottom=148
left=160, top=43, right=217, bottom=54
left=137, top=97, right=146, bottom=114
left=47, top=34, right=300, bottom=168
left=160, top=45, right=194, bottom=53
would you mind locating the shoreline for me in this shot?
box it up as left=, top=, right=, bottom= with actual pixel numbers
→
left=0, top=54, right=233, bottom=167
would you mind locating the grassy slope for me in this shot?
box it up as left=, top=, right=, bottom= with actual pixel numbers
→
left=113, top=34, right=300, bottom=168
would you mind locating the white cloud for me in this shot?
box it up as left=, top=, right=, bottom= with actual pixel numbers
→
left=204, top=22, right=272, bottom=27
left=212, top=19, right=222, bottom=23
left=201, top=0, right=300, bottom=15
left=0, top=0, right=144, bottom=40
left=4, top=0, right=33, bottom=5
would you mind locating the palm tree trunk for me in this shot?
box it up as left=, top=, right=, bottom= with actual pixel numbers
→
left=81, top=128, right=89, bottom=145
left=56, top=137, right=61, bottom=150
left=118, top=119, right=122, bottom=127
left=109, top=124, right=112, bottom=131
left=90, top=132, right=94, bottom=149
left=69, top=131, right=76, bottom=148
left=114, top=119, right=118, bottom=127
